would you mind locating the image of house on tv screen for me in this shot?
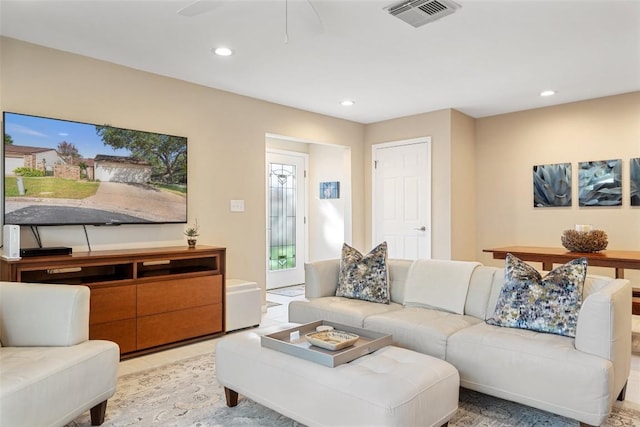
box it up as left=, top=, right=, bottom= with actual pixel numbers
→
left=3, top=112, right=187, bottom=225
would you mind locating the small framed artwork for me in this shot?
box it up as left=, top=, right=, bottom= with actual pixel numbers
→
left=533, top=162, right=572, bottom=207
left=578, top=159, right=622, bottom=206
left=320, top=181, right=340, bottom=199
left=631, top=158, right=640, bottom=206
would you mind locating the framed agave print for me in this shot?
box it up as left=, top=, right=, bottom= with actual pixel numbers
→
left=631, top=158, right=640, bottom=206
left=578, top=159, right=622, bottom=207
left=533, top=163, right=572, bottom=207
left=320, top=181, right=340, bottom=199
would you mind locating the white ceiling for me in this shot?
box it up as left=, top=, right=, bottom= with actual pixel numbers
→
left=1, top=0, right=639, bottom=124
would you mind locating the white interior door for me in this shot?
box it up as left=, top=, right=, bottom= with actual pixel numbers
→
left=266, top=150, right=307, bottom=289
left=373, top=138, right=431, bottom=260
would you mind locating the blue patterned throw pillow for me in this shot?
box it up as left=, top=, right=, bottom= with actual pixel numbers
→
left=335, top=242, right=389, bottom=304
left=486, top=253, right=587, bottom=337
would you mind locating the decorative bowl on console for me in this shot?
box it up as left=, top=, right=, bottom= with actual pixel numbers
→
left=561, top=229, right=608, bottom=253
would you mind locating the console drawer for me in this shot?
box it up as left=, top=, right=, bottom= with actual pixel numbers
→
left=89, top=284, right=136, bottom=324
left=90, top=318, right=136, bottom=354
left=137, top=275, right=222, bottom=316
left=137, top=304, right=222, bottom=349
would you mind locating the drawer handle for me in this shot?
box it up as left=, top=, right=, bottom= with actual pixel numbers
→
left=142, top=260, right=171, bottom=266
left=47, top=267, right=82, bottom=274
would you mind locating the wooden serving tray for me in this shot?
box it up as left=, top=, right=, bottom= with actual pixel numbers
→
left=260, top=320, right=392, bottom=367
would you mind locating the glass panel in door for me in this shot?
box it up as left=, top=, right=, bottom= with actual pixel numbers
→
left=268, top=162, right=297, bottom=271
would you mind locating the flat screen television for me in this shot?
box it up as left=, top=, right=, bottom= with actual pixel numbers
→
left=2, top=112, right=187, bottom=226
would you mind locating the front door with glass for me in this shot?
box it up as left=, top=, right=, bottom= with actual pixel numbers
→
left=266, top=151, right=307, bottom=289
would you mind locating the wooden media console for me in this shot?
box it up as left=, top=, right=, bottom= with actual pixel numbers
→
left=0, top=245, right=226, bottom=358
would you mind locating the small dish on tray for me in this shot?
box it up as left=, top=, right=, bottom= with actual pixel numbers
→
left=305, top=330, right=359, bottom=351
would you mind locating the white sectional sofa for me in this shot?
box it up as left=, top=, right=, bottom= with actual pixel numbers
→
left=0, top=282, right=120, bottom=427
left=289, top=258, right=632, bottom=426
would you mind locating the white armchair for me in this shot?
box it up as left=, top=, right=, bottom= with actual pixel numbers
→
left=0, top=282, right=120, bottom=426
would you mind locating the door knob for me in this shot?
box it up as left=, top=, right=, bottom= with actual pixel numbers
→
left=414, top=226, right=426, bottom=231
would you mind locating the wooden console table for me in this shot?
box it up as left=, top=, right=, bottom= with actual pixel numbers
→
left=483, top=246, right=640, bottom=279
left=483, top=246, right=640, bottom=315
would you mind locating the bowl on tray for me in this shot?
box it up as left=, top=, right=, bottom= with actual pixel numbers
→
left=305, top=330, right=359, bottom=351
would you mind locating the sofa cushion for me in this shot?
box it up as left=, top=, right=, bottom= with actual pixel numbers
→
left=388, top=259, right=414, bottom=304
left=364, top=307, right=482, bottom=360
left=583, top=274, right=613, bottom=298
left=404, top=259, right=481, bottom=314
left=304, top=259, right=341, bottom=298
left=446, top=322, right=612, bottom=426
left=288, top=297, right=403, bottom=328
left=336, top=242, right=389, bottom=304
left=0, top=341, right=119, bottom=427
left=486, top=253, right=587, bottom=337
left=0, top=283, right=90, bottom=346
left=463, top=266, right=501, bottom=320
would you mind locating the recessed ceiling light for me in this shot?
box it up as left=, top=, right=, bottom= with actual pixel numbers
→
left=212, top=47, right=233, bottom=56
left=540, top=90, right=556, bottom=97
left=339, top=99, right=355, bottom=106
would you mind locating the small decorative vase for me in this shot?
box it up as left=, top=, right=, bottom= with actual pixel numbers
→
left=187, top=239, right=197, bottom=248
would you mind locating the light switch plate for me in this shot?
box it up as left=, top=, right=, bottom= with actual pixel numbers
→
left=230, top=199, right=245, bottom=212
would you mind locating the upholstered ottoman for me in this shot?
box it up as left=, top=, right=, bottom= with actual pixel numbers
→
left=216, top=328, right=459, bottom=427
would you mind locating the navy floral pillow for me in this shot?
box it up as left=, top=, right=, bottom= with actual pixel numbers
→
left=486, top=253, right=587, bottom=337
left=335, top=242, right=389, bottom=304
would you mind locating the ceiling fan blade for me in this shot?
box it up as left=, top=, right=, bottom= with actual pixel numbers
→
left=287, top=0, right=324, bottom=35
left=302, top=0, right=323, bottom=32
left=177, top=0, right=230, bottom=17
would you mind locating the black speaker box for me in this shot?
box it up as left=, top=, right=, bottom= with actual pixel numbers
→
left=20, top=247, right=73, bottom=257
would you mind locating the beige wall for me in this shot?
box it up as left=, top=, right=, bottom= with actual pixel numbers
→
left=3, top=37, right=638, bottom=289
left=476, top=92, right=640, bottom=284
left=0, top=37, right=365, bottom=294
left=308, top=143, right=350, bottom=261
left=451, top=110, right=477, bottom=261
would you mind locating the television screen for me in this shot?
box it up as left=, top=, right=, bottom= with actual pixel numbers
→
left=2, top=112, right=187, bottom=226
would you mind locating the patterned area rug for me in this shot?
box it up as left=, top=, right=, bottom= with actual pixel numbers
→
left=266, top=285, right=305, bottom=297
left=266, top=300, right=282, bottom=308
left=66, top=352, right=640, bottom=427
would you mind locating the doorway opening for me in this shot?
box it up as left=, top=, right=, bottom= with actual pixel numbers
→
left=265, top=134, right=353, bottom=289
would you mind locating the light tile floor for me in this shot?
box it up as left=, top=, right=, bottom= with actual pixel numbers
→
left=117, top=291, right=640, bottom=407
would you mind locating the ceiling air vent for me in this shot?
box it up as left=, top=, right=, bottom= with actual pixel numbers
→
left=384, top=0, right=461, bottom=28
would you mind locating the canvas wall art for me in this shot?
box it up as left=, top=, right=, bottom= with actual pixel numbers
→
left=631, top=158, right=640, bottom=207
left=533, top=163, right=572, bottom=207
left=578, top=159, right=622, bottom=207
left=320, top=181, right=340, bottom=199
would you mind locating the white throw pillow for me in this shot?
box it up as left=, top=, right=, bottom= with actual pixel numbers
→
left=403, top=259, right=481, bottom=314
